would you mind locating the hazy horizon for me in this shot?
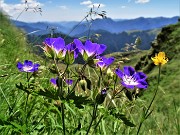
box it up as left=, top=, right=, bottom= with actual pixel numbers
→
left=0, top=0, right=179, bottom=22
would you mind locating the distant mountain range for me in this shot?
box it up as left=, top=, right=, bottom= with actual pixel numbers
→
left=12, top=16, right=178, bottom=36
left=12, top=16, right=179, bottom=54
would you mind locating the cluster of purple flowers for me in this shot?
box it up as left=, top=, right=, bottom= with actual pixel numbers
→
left=16, top=37, right=148, bottom=90
left=43, top=37, right=115, bottom=69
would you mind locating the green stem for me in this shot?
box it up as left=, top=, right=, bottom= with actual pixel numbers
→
left=61, top=103, right=66, bottom=135
left=86, top=103, right=98, bottom=135
left=0, top=87, right=12, bottom=111
left=137, top=65, right=161, bottom=135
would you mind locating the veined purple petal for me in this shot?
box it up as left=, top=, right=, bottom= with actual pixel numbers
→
left=97, top=61, right=105, bottom=69
left=121, top=81, right=135, bottom=89
left=84, top=40, right=98, bottom=57
left=74, top=39, right=84, bottom=55
left=134, top=72, right=147, bottom=80
left=137, top=80, right=148, bottom=89
left=52, top=37, right=65, bottom=54
left=124, top=66, right=135, bottom=76
left=103, top=57, right=114, bottom=66
left=115, top=68, right=123, bottom=78
left=96, top=44, right=107, bottom=55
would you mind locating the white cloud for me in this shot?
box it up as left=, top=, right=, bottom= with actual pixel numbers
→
left=121, top=6, right=126, bottom=8
left=87, top=3, right=105, bottom=8
left=0, top=0, right=43, bottom=18
left=59, top=6, right=68, bottom=10
left=135, top=0, right=150, bottom=4
left=80, top=1, right=105, bottom=8
left=80, top=0, right=92, bottom=5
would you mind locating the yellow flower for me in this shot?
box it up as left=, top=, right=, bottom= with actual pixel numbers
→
left=151, top=52, right=168, bottom=65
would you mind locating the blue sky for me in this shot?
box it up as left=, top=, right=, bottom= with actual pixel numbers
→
left=0, top=0, right=179, bottom=22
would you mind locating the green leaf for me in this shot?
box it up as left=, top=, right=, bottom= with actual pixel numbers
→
left=66, top=91, right=92, bottom=108
left=110, top=109, right=135, bottom=127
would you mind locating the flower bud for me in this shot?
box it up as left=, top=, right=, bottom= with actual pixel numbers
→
left=79, top=79, right=87, bottom=91
left=96, top=88, right=107, bottom=104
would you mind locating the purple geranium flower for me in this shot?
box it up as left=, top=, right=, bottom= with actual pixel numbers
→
left=65, top=42, right=79, bottom=59
left=43, top=37, right=65, bottom=55
left=75, top=39, right=106, bottom=58
left=17, top=60, right=40, bottom=72
left=50, top=77, right=58, bottom=87
left=96, top=56, right=115, bottom=69
left=43, top=37, right=66, bottom=59
left=50, top=78, right=73, bottom=86
left=115, top=66, right=148, bottom=89
left=65, top=79, right=73, bottom=86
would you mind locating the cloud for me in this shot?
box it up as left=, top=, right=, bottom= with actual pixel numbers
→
left=80, top=1, right=105, bottom=8
left=135, top=0, right=150, bottom=4
left=0, top=0, right=43, bottom=17
left=87, top=3, right=105, bottom=8
left=121, top=6, right=126, bottom=8
left=59, top=6, right=68, bottom=10
left=80, top=0, right=92, bottom=5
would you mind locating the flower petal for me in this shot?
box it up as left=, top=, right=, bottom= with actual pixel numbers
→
left=134, top=72, right=147, bottom=80
left=124, top=66, right=135, bottom=76
left=121, top=81, right=134, bottom=89
left=137, top=80, right=148, bottom=89
left=50, top=78, right=57, bottom=86
left=115, top=68, right=123, bottom=78
left=74, top=39, right=84, bottom=55
left=52, top=37, right=65, bottom=54
left=96, top=44, right=107, bottom=55
left=84, top=40, right=98, bottom=57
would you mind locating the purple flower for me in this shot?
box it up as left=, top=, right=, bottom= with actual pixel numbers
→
left=44, top=37, right=65, bottom=54
left=65, top=42, right=79, bottom=58
left=17, top=60, right=40, bottom=72
left=50, top=78, right=73, bottom=86
left=65, top=79, right=73, bottom=86
left=74, top=39, right=106, bottom=60
left=101, top=88, right=107, bottom=95
left=115, top=66, right=148, bottom=89
left=43, top=37, right=65, bottom=58
left=96, top=56, right=115, bottom=69
left=84, top=40, right=106, bottom=57
left=50, top=77, right=58, bottom=87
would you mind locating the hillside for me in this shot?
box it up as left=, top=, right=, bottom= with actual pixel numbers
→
left=108, top=21, right=180, bottom=134
left=0, top=12, right=38, bottom=72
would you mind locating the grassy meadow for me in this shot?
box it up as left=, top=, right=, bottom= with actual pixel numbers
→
left=0, top=12, right=180, bottom=135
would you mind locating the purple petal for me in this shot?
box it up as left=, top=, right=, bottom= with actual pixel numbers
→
left=97, top=61, right=105, bottom=68
left=52, top=37, right=65, bottom=54
left=115, top=68, right=123, bottom=78
left=103, top=57, right=114, bottom=66
left=24, top=60, right=33, bottom=67
left=101, top=89, right=107, bottom=95
left=124, top=66, right=135, bottom=76
left=121, top=81, right=134, bottom=89
left=135, top=72, right=147, bottom=80
left=84, top=40, right=98, bottom=57
left=17, top=62, right=23, bottom=71
left=137, top=80, right=148, bottom=89
left=96, top=44, right=107, bottom=55
left=50, top=78, right=57, bottom=86
left=74, top=39, right=84, bottom=55
left=65, top=79, right=73, bottom=86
